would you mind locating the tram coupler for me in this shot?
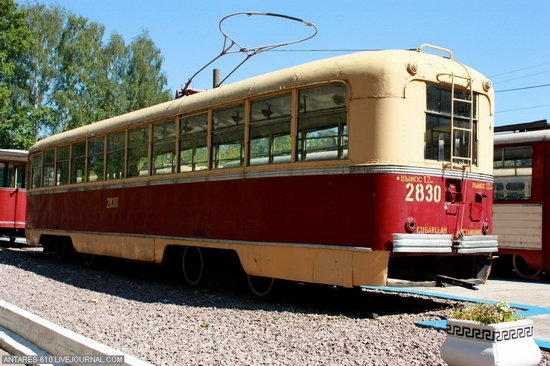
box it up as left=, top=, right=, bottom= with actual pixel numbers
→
left=434, top=274, right=479, bottom=290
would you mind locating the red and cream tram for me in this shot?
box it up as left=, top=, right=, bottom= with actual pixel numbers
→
left=26, top=45, right=496, bottom=294
left=0, top=149, right=27, bottom=242
left=493, top=120, right=550, bottom=279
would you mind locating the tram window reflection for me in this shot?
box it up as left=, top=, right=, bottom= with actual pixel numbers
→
left=128, top=126, right=149, bottom=178
left=71, top=141, right=86, bottom=184
left=297, top=84, right=348, bottom=162
left=180, top=113, right=208, bottom=172
left=88, top=136, right=104, bottom=182
left=153, top=120, right=176, bottom=175
left=212, top=103, right=244, bottom=169
left=107, top=132, right=125, bottom=180
left=43, top=150, right=56, bottom=187
left=56, top=145, right=69, bottom=186
left=493, top=145, right=533, bottom=200
left=249, top=93, right=292, bottom=165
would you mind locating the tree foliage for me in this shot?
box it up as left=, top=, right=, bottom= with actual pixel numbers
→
left=0, top=1, right=172, bottom=149
left=0, top=0, right=32, bottom=149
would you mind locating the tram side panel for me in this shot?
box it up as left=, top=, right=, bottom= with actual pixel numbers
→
left=0, top=187, right=26, bottom=236
left=27, top=171, right=494, bottom=247
left=27, top=165, right=494, bottom=283
left=545, top=144, right=550, bottom=272
left=493, top=128, right=550, bottom=277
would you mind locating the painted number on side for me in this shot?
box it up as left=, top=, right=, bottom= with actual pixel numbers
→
left=405, top=183, right=441, bottom=203
left=107, top=197, right=119, bottom=209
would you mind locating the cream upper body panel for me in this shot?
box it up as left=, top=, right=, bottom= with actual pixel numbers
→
left=29, top=49, right=494, bottom=175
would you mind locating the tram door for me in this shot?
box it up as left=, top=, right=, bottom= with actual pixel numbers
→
left=0, top=162, right=25, bottom=231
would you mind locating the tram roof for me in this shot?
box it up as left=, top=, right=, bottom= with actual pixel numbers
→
left=0, top=149, right=28, bottom=163
left=494, top=127, right=550, bottom=145
left=29, top=48, right=490, bottom=154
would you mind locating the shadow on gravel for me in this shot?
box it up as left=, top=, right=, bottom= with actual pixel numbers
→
left=0, top=247, right=453, bottom=319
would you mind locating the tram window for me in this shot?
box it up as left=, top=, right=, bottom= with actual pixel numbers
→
left=31, top=153, right=42, bottom=189
left=56, top=145, right=69, bottom=186
left=0, top=162, right=20, bottom=188
left=42, top=150, right=54, bottom=187
left=180, top=113, right=208, bottom=172
left=2, top=164, right=9, bottom=188
left=88, top=136, right=104, bottom=182
left=212, top=103, right=244, bottom=168
left=128, top=125, right=149, bottom=177
left=152, top=120, right=176, bottom=175
left=297, top=84, right=348, bottom=162
left=425, top=115, right=451, bottom=161
left=494, top=182, right=505, bottom=200
left=493, top=145, right=532, bottom=200
left=13, top=163, right=25, bottom=188
left=498, top=146, right=532, bottom=168
left=453, top=129, right=471, bottom=162
left=493, top=147, right=503, bottom=168
left=0, top=163, right=9, bottom=187
left=71, top=141, right=86, bottom=184
left=107, top=131, right=125, bottom=180
left=0, top=163, right=5, bottom=187
left=425, top=84, right=477, bottom=164
left=249, top=93, right=292, bottom=166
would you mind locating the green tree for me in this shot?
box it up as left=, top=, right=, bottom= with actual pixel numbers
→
left=96, top=32, right=129, bottom=120
left=0, top=0, right=32, bottom=149
left=6, top=2, right=172, bottom=147
left=52, top=13, right=106, bottom=132
left=11, top=2, right=62, bottom=143
left=126, top=30, right=171, bottom=111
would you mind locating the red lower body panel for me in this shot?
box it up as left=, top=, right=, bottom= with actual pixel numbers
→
left=27, top=170, right=494, bottom=253
left=0, top=188, right=26, bottom=232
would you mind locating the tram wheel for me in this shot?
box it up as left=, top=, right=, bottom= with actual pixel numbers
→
left=82, top=253, right=95, bottom=266
left=55, top=238, right=72, bottom=260
left=247, top=274, right=274, bottom=297
left=512, top=254, right=542, bottom=280
left=182, top=246, right=203, bottom=285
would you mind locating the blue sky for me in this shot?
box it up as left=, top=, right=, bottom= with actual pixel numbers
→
left=34, top=0, right=549, bottom=127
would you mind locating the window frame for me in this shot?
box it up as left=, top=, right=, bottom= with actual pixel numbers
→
left=28, top=82, right=353, bottom=190
left=424, top=84, right=478, bottom=166
left=106, top=131, right=126, bottom=181
left=56, top=145, right=70, bottom=186
left=296, top=84, right=348, bottom=162
left=211, top=103, right=245, bottom=169
left=70, top=140, right=87, bottom=184
left=152, top=119, right=177, bottom=175
left=249, top=92, right=293, bottom=166
left=493, top=145, right=533, bottom=201
left=179, top=112, right=209, bottom=172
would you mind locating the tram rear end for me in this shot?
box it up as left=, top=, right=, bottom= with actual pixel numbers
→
left=358, top=46, right=497, bottom=287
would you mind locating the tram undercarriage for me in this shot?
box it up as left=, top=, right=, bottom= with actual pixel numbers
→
left=388, top=254, right=494, bottom=290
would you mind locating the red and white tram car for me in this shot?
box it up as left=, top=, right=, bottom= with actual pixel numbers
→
left=0, top=149, right=27, bottom=242
left=26, top=45, right=496, bottom=294
left=493, top=120, right=550, bottom=279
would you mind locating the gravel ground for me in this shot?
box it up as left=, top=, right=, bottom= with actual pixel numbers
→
left=0, top=247, right=548, bottom=366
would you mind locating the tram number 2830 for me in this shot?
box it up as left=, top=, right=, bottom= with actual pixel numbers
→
left=405, top=183, right=442, bottom=203
left=106, top=197, right=119, bottom=209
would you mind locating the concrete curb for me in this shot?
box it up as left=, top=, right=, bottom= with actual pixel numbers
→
left=1, top=326, right=57, bottom=366
left=0, top=300, right=152, bottom=366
